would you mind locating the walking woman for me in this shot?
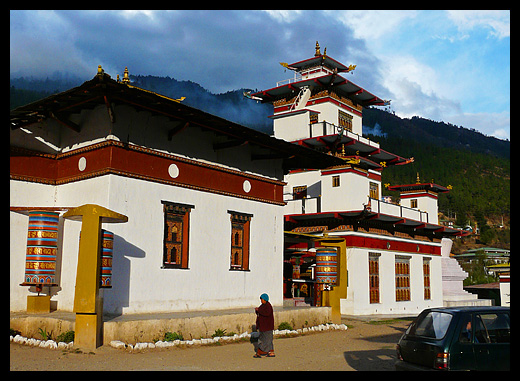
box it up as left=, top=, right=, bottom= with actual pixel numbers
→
left=254, top=293, right=275, bottom=357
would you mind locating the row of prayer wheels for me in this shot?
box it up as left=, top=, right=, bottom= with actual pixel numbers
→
left=20, top=211, right=113, bottom=290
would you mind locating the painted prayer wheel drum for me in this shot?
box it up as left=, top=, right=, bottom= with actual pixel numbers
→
left=315, top=247, right=337, bottom=285
left=23, top=211, right=59, bottom=285
left=100, top=230, right=113, bottom=288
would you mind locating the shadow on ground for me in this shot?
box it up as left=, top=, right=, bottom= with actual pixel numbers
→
left=343, top=348, right=396, bottom=371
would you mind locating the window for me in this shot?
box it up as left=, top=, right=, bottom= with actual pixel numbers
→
left=369, top=182, right=379, bottom=199
left=395, top=256, right=411, bottom=301
left=474, top=313, right=510, bottom=343
left=410, top=199, right=418, bottom=208
left=423, top=257, right=431, bottom=300
left=412, top=311, right=453, bottom=339
left=162, top=201, right=194, bottom=269
left=332, top=176, right=340, bottom=188
left=338, top=110, right=353, bottom=132
left=309, top=112, right=318, bottom=124
left=293, top=185, right=307, bottom=200
left=369, top=253, right=380, bottom=304
left=229, top=211, right=252, bottom=271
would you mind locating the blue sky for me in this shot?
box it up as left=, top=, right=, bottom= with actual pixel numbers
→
left=10, top=10, right=509, bottom=140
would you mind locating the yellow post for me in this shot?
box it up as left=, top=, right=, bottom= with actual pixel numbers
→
left=63, top=204, right=127, bottom=350
left=313, top=234, right=347, bottom=324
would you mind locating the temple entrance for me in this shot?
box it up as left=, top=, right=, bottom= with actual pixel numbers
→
left=283, top=248, right=317, bottom=306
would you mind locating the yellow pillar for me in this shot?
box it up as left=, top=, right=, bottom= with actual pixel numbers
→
left=313, top=234, right=347, bottom=324
left=63, top=204, right=127, bottom=350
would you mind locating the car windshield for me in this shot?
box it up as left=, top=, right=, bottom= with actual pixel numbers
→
left=413, top=311, right=453, bottom=339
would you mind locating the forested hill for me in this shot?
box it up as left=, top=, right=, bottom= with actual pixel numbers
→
left=10, top=74, right=510, bottom=243
left=362, top=107, right=509, bottom=159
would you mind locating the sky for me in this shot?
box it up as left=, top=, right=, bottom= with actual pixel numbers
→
left=10, top=10, right=510, bottom=140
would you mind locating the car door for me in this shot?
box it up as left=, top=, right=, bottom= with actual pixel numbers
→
left=473, top=312, right=510, bottom=371
left=448, top=313, right=477, bottom=370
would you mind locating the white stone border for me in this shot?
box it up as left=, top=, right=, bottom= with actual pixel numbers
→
left=10, top=335, right=74, bottom=350
left=10, top=323, right=348, bottom=351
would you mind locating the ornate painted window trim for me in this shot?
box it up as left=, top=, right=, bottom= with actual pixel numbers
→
left=228, top=210, right=253, bottom=271
left=161, top=201, right=194, bottom=269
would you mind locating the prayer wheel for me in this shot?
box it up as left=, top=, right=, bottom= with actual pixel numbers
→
left=22, top=211, right=59, bottom=286
left=315, top=247, right=337, bottom=285
left=100, top=230, right=113, bottom=288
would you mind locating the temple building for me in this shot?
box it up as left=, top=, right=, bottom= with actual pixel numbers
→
left=251, top=42, right=469, bottom=315
left=11, top=43, right=471, bottom=319
left=10, top=66, right=343, bottom=315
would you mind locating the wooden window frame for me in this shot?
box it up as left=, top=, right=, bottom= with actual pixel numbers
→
left=395, top=255, right=411, bottom=301
left=332, top=175, right=340, bottom=188
left=369, top=182, right=379, bottom=199
left=338, top=110, right=353, bottom=132
left=369, top=252, right=380, bottom=304
left=161, top=201, right=194, bottom=269
left=423, top=257, right=431, bottom=300
left=228, top=210, right=252, bottom=271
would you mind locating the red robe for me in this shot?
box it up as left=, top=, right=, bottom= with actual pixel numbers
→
left=255, top=301, right=274, bottom=332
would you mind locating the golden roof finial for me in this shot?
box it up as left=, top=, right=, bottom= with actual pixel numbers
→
left=122, top=67, right=130, bottom=84
left=97, top=65, right=104, bottom=76
left=315, top=41, right=321, bottom=57
left=416, top=172, right=421, bottom=184
left=323, top=47, right=327, bottom=57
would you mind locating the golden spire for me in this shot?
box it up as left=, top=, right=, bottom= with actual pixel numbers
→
left=122, top=67, right=130, bottom=84
left=97, top=65, right=104, bottom=76
left=315, top=41, right=321, bottom=57
left=416, top=172, right=421, bottom=184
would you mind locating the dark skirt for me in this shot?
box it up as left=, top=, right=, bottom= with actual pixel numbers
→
left=258, top=330, right=274, bottom=352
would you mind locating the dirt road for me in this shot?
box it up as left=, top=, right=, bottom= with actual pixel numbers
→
left=10, top=318, right=411, bottom=371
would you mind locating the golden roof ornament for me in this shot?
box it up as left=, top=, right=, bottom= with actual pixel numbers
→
left=416, top=172, right=421, bottom=184
left=122, top=67, right=130, bottom=84
left=315, top=41, right=321, bottom=56
left=97, top=65, right=104, bottom=76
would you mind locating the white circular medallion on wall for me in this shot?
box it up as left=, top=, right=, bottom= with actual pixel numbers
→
left=243, top=180, right=252, bottom=193
left=168, top=163, right=180, bottom=178
left=78, top=157, right=87, bottom=172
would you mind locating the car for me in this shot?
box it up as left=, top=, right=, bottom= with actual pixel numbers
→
left=395, top=306, right=510, bottom=371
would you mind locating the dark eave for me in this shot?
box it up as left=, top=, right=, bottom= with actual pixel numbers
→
left=10, top=72, right=346, bottom=172
left=251, top=73, right=385, bottom=107
left=294, top=133, right=412, bottom=167
left=284, top=210, right=470, bottom=238
left=387, top=183, right=450, bottom=193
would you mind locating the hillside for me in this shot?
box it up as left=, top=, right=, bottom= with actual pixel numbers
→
left=361, top=108, right=509, bottom=215
left=10, top=74, right=510, bottom=247
left=362, top=107, right=509, bottom=159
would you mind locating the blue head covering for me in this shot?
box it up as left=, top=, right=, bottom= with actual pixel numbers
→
left=260, top=293, right=269, bottom=302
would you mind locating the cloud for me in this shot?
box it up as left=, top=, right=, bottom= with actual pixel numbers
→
left=376, top=53, right=461, bottom=122
left=10, top=10, right=380, bottom=95
left=446, top=10, right=510, bottom=39
left=10, top=10, right=92, bottom=77
left=448, top=111, right=510, bottom=140
left=331, top=10, right=418, bottom=40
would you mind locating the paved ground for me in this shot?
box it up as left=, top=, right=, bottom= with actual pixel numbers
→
left=10, top=317, right=413, bottom=371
